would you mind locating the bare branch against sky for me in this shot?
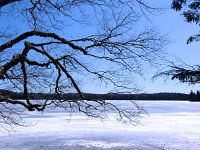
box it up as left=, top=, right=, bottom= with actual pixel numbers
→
left=0, top=0, right=165, bottom=127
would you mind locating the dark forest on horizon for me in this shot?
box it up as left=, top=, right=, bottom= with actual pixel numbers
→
left=1, top=89, right=200, bottom=101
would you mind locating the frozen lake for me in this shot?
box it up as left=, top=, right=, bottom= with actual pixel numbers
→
left=1, top=101, right=200, bottom=150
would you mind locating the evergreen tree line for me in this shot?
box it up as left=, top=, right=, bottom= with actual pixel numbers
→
left=189, top=90, right=200, bottom=101
left=0, top=89, right=191, bottom=101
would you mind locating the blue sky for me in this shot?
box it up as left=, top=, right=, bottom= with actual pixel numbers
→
left=144, top=1, right=200, bottom=94
left=81, top=1, right=200, bottom=94
left=0, top=1, right=199, bottom=94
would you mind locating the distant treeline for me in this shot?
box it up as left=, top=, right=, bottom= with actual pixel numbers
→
left=189, top=90, right=200, bottom=101
left=1, top=89, right=199, bottom=101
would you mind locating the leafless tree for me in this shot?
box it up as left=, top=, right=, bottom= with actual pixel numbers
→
left=0, top=0, right=165, bottom=128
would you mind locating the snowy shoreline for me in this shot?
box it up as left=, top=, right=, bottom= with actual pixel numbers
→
left=1, top=101, right=200, bottom=150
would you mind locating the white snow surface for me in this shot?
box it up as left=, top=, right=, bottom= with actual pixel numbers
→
left=1, top=101, right=200, bottom=150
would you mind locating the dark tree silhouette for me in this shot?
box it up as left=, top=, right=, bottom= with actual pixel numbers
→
left=0, top=0, right=164, bottom=128
left=159, top=0, right=200, bottom=83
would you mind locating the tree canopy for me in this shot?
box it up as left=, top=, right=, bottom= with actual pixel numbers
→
left=0, top=0, right=165, bottom=128
left=172, top=0, right=200, bottom=43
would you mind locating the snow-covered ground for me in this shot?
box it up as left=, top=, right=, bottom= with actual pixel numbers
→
left=1, top=101, right=200, bottom=150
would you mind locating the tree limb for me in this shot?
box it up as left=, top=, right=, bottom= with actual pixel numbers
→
left=0, top=31, right=87, bottom=54
left=0, top=0, right=21, bottom=8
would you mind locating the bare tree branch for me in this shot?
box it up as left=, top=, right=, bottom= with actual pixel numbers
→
left=0, top=31, right=87, bottom=54
left=0, top=0, right=165, bottom=127
left=0, top=0, right=21, bottom=8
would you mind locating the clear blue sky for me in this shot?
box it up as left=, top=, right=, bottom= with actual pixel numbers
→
left=1, top=1, right=199, bottom=94
left=81, top=1, right=200, bottom=94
